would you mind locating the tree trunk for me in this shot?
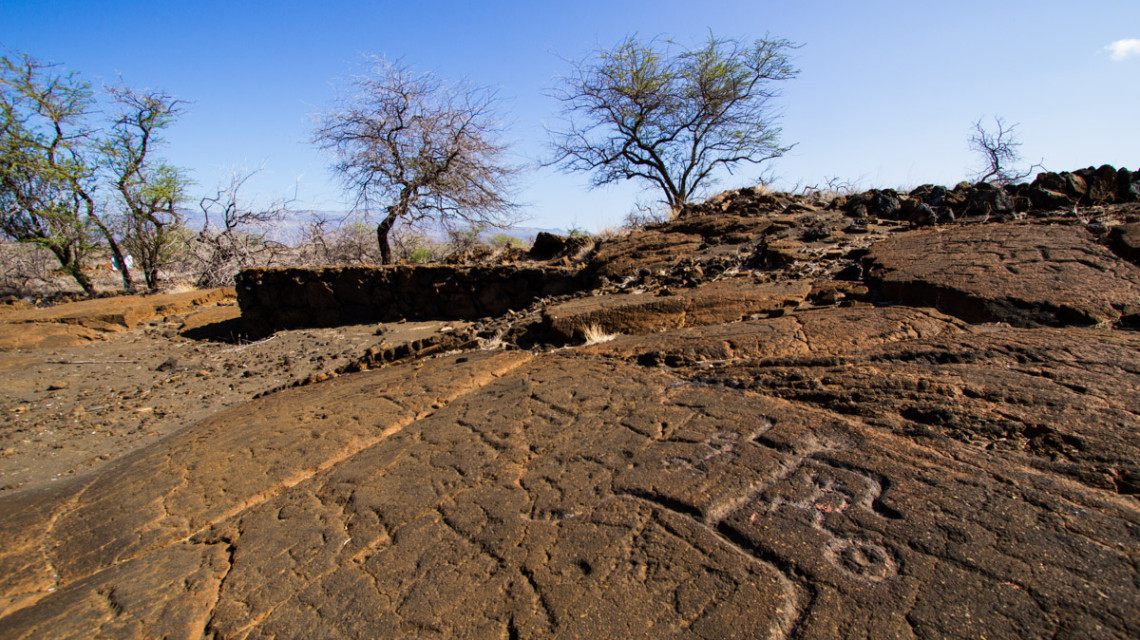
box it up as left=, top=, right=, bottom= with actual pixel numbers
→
left=93, top=222, right=135, bottom=292
left=47, top=244, right=96, bottom=297
left=143, top=255, right=160, bottom=291
left=376, top=208, right=401, bottom=265
left=69, top=267, right=96, bottom=297
left=80, top=189, right=135, bottom=292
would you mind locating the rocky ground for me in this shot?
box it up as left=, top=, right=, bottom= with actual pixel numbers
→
left=0, top=291, right=467, bottom=493
left=1, top=168, right=1139, bottom=638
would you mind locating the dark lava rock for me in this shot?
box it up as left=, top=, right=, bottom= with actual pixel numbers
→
left=845, top=189, right=902, bottom=220
left=1108, top=222, right=1140, bottom=265
left=962, top=182, right=1016, bottom=219
left=529, top=231, right=591, bottom=261
left=236, top=265, right=586, bottom=335
left=1027, top=165, right=1139, bottom=209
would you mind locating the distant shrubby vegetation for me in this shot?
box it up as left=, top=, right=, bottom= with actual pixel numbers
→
left=0, top=212, right=534, bottom=298
left=0, top=50, right=530, bottom=298
left=0, top=35, right=1061, bottom=299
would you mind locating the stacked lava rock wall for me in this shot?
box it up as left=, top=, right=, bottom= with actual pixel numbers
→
left=236, top=265, right=585, bottom=335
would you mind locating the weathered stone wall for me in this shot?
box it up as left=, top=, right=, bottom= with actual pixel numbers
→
left=236, top=265, right=586, bottom=334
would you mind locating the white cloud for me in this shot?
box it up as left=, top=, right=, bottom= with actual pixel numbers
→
left=1105, top=38, right=1140, bottom=61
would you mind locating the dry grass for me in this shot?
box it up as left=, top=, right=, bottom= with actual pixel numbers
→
left=581, top=323, right=618, bottom=345
left=479, top=330, right=506, bottom=351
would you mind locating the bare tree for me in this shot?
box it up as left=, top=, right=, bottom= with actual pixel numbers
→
left=193, top=170, right=289, bottom=287
left=0, top=52, right=99, bottom=295
left=0, top=241, right=54, bottom=297
left=623, top=200, right=670, bottom=229
left=969, top=116, right=1043, bottom=185
left=296, top=212, right=337, bottom=265
left=103, top=86, right=191, bottom=290
left=547, top=33, right=798, bottom=213
left=297, top=212, right=383, bottom=266
left=313, top=58, right=519, bottom=264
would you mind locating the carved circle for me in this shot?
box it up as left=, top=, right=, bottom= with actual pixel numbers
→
left=825, top=538, right=898, bottom=582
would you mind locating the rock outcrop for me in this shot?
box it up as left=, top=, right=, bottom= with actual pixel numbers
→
left=2, top=170, right=1139, bottom=639
left=840, top=165, right=1140, bottom=223
left=0, top=288, right=235, bottom=350
left=865, top=222, right=1140, bottom=327
left=236, top=265, right=585, bottom=335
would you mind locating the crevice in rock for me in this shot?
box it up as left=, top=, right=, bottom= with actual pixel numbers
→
left=200, top=538, right=236, bottom=640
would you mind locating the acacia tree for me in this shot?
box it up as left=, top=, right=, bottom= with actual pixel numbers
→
left=547, top=33, right=799, bottom=213
left=0, top=52, right=191, bottom=294
left=969, top=116, right=1043, bottom=185
left=103, top=86, right=191, bottom=291
left=193, top=170, right=289, bottom=287
left=313, top=58, right=519, bottom=264
left=0, top=53, right=100, bottom=294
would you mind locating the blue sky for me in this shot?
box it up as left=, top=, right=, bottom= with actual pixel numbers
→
left=3, top=0, right=1137, bottom=232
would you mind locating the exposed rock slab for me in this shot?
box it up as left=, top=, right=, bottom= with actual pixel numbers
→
left=0, top=322, right=105, bottom=351
left=1, top=325, right=1136, bottom=638
left=0, top=288, right=234, bottom=332
left=583, top=305, right=964, bottom=365
left=693, top=323, right=1140, bottom=495
left=0, top=315, right=466, bottom=496
left=3, top=195, right=1140, bottom=638
left=586, top=214, right=778, bottom=281
left=177, top=303, right=242, bottom=336
left=865, top=223, right=1140, bottom=326
left=586, top=229, right=706, bottom=281
left=543, top=279, right=811, bottom=342
left=0, top=288, right=235, bottom=351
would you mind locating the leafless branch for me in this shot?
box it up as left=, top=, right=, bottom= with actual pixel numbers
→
left=969, top=116, right=1045, bottom=185
left=193, top=169, right=291, bottom=286
left=313, top=57, right=520, bottom=263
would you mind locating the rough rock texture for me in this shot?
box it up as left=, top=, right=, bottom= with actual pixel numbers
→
left=543, top=280, right=812, bottom=342
left=0, top=296, right=464, bottom=493
left=583, top=306, right=966, bottom=365
left=1109, top=222, right=1140, bottom=265
left=0, top=288, right=235, bottom=350
left=865, top=222, right=1140, bottom=327
left=237, top=265, right=584, bottom=335
left=2, top=175, right=1139, bottom=639
left=1028, top=165, right=1139, bottom=208
left=3, top=341, right=1136, bottom=638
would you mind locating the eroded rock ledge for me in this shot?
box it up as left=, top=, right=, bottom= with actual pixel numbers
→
left=236, top=265, right=585, bottom=335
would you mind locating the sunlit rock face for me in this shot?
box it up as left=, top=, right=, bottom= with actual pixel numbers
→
left=3, top=173, right=1139, bottom=639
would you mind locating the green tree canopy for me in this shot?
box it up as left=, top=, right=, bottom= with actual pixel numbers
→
left=548, top=33, right=799, bottom=212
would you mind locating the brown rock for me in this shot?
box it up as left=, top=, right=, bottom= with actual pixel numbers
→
left=0, top=323, right=101, bottom=351
left=543, top=279, right=811, bottom=342
left=585, top=306, right=964, bottom=365
left=178, top=304, right=241, bottom=335
left=1, top=288, right=235, bottom=331
left=703, top=322, right=1140, bottom=495
left=1108, top=222, right=1140, bottom=265
left=865, top=223, right=1140, bottom=326
left=2, top=188, right=1140, bottom=639
left=2, top=333, right=1135, bottom=638
left=587, top=229, right=704, bottom=280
